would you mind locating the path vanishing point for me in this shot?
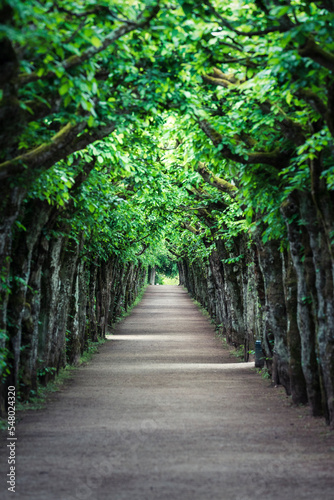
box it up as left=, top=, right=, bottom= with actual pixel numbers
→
left=1, top=285, right=334, bottom=500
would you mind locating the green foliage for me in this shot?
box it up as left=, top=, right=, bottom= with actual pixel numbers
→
left=14, top=365, right=76, bottom=412
left=37, top=366, right=56, bottom=379
left=256, top=367, right=271, bottom=380
left=229, top=344, right=245, bottom=360
left=0, top=330, right=10, bottom=382
left=160, top=275, right=179, bottom=285
left=80, top=339, right=106, bottom=364
left=2, top=0, right=334, bottom=287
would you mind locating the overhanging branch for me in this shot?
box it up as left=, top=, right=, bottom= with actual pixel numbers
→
left=198, top=119, right=291, bottom=169
left=203, top=0, right=294, bottom=37
left=18, top=3, right=160, bottom=86
left=299, top=36, right=334, bottom=72
left=197, top=162, right=237, bottom=198
left=0, top=120, right=116, bottom=181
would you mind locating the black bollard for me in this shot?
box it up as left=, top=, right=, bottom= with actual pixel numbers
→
left=255, top=340, right=264, bottom=368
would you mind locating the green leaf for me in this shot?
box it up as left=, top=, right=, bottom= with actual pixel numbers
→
left=286, top=91, right=292, bottom=105
left=59, top=83, right=69, bottom=96
left=91, top=36, right=102, bottom=48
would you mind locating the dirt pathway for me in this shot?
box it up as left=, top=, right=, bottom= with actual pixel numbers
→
left=1, top=285, right=334, bottom=500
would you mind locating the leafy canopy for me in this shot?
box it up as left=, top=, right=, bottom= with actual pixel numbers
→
left=1, top=0, right=333, bottom=264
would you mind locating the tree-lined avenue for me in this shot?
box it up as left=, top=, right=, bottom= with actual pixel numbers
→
left=1, top=286, right=333, bottom=499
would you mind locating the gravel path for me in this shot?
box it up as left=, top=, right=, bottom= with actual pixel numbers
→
left=1, top=285, right=334, bottom=500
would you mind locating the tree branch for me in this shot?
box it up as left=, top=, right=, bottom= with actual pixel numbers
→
left=216, top=40, right=246, bottom=54
left=165, top=239, right=182, bottom=259
left=184, top=184, right=228, bottom=209
left=202, top=71, right=306, bottom=146
left=203, top=0, right=294, bottom=37
left=18, top=3, right=160, bottom=86
left=0, top=120, right=116, bottom=181
left=180, top=222, right=201, bottom=235
left=203, top=67, right=242, bottom=88
left=203, top=73, right=234, bottom=88
left=128, top=232, right=151, bottom=245
left=197, top=162, right=237, bottom=198
left=298, top=35, right=334, bottom=72
left=135, top=243, right=149, bottom=256
left=296, top=88, right=334, bottom=137
left=258, top=102, right=306, bottom=146
left=56, top=5, right=135, bottom=25
left=198, top=119, right=291, bottom=169
left=216, top=57, right=260, bottom=68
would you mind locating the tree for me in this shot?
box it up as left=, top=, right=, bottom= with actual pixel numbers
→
left=1, top=0, right=334, bottom=427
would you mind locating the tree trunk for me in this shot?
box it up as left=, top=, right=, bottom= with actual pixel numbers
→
left=299, top=191, right=334, bottom=424
left=257, top=238, right=291, bottom=393
left=282, top=249, right=308, bottom=404
left=149, top=265, right=156, bottom=285
left=281, top=193, right=323, bottom=415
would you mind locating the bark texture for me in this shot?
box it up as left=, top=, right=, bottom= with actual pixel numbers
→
left=178, top=183, right=334, bottom=427
left=0, top=199, right=147, bottom=415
